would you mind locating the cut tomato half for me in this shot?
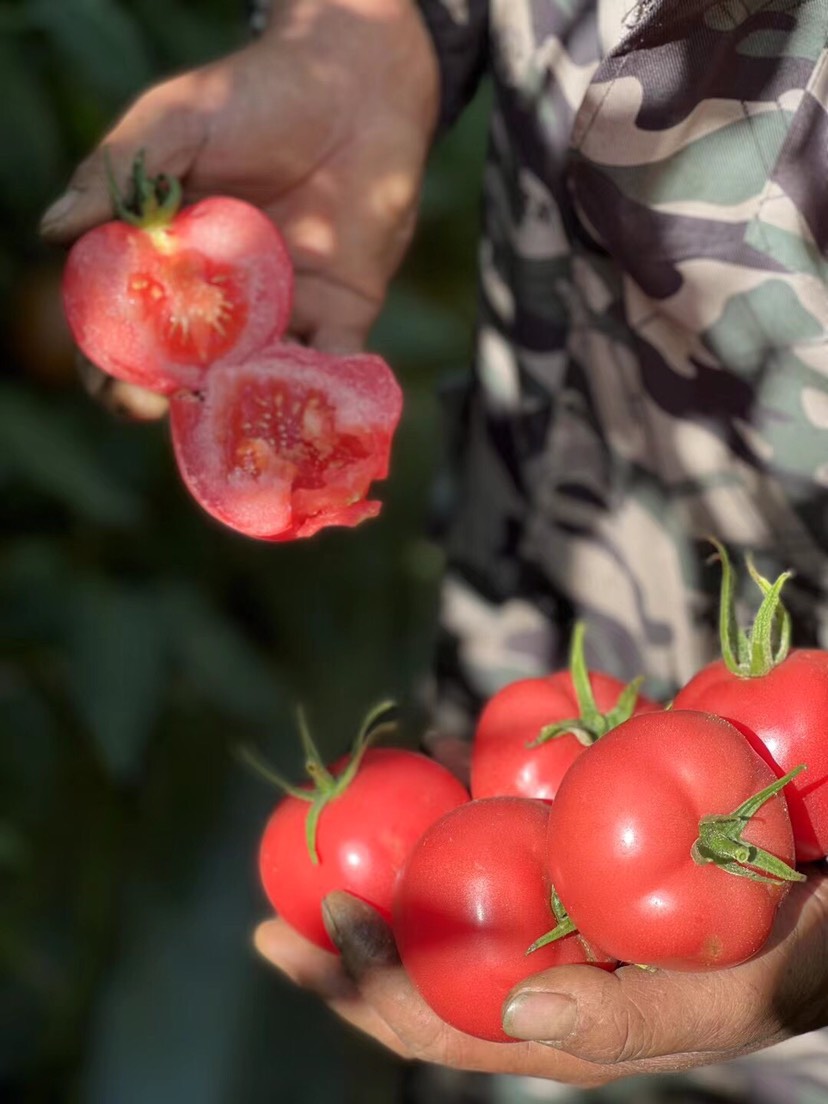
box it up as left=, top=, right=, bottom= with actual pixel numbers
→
left=169, top=343, right=403, bottom=540
left=62, top=196, right=293, bottom=395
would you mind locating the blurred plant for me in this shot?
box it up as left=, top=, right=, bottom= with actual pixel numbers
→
left=0, top=1, right=488, bottom=1099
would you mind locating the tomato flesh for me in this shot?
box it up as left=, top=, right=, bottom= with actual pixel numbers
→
left=393, top=797, right=615, bottom=1042
left=674, top=650, right=828, bottom=862
left=170, top=343, right=402, bottom=540
left=546, top=710, right=796, bottom=970
left=258, top=748, right=469, bottom=952
left=62, top=196, right=293, bottom=395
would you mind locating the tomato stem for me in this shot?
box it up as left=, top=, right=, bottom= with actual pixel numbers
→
left=235, top=744, right=312, bottom=802
left=691, top=764, right=807, bottom=883
left=525, top=888, right=577, bottom=954
left=711, top=538, right=793, bottom=679
left=105, top=148, right=183, bottom=230
left=528, top=622, right=646, bottom=749
left=239, top=701, right=400, bottom=865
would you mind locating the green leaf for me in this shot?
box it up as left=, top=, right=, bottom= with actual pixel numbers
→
left=66, top=577, right=170, bottom=782
left=0, top=385, right=143, bottom=526
left=131, top=0, right=245, bottom=67
left=0, top=822, right=31, bottom=871
left=160, top=582, right=286, bottom=724
left=0, top=38, right=62, bottom=213
left=28, top=0, right=154, bottom=102
left=373, top=287, right=470, bottom=371
left=0, top=539, right=69, bottom=643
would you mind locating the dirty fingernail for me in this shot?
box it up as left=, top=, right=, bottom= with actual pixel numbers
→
left=322, top=893, right=399, bottom=972
left=503, top=991, right=577, bottom=1042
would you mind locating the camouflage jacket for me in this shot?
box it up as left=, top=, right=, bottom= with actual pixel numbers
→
left=418, top=0, right=828, bottom=728
left=419, top=4, right=828, bottom=1099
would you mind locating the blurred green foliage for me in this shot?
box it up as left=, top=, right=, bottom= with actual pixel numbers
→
left=0, top=1, right=488, bottom=1101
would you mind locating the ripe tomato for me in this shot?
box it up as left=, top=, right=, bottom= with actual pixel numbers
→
left=63, top=189, right=293, bottom=395
left=392, top=797, right=615, bottom=1043
left=545, top=710, right=801, bottom=971
left=259, top=747, right=468, bottom=952
left=169, top=343, right=403, bottom=540
left=471, top=653, right=660, bottom=802
left=674, top=651, right=828, bottom=862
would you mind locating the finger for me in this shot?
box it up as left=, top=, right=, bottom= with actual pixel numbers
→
left=40, top=71, right=210, bottom=245
left=77, top=354, right=168, bottom=422
left=502, top=873, right=828, bottom=1065
left=253, top=918, right=411, bottom=1056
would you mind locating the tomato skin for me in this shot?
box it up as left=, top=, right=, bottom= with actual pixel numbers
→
left=471, top=673, right=660, bottom=801
left=62, top=196, right=293, bottom=395
left=169, top=343, right=403, bottom=540
left=393, top=797, right=615, bottom=1042
left=546, top=710, right=796, bottom=971
left=674, top=650, right=828, bottom=862
left=258, top=748, right=468, bottom=952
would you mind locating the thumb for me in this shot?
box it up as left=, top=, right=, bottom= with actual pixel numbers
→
left=502, top=961, right=754, bottom=1064
left=39, top=68, right=212, bottom=245
left=502, top=874, right=828, bottom=1065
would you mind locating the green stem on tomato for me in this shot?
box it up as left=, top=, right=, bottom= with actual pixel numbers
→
left=525, top=888, right=577, bottom=955
left=691, top=765, right=807, bottom=884
left=528, top=621, right=646, bottom=749
left=238, top=700, right=399, bottom=865
left=710, top=537, right=793, bottom=679
left=105, top=148, right=183, bottom=230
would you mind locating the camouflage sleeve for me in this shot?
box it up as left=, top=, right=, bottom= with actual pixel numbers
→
left=417, top=1, right=490, bottom=130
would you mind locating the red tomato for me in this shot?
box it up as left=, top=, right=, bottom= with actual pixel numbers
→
left=545, top=710, right=800, bottom=971
left=169, top=343, right=403, bottom=540
left=674, top=651, right=828, bottom=862
left=393, top=797, right=615, bottom=1042
left=62, top=195, right=293, bottom=395
left=259, top=748, right=468, bottom=952
left=471, top=671, right=660, bottom=801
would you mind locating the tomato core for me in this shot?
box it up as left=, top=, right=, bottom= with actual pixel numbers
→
left=227, top=379, right=370, bottom=491
left=128, top=248, right=246, bottom=365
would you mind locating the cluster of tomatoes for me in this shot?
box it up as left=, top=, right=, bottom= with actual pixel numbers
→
left=258, top=546, right=828, bottom=1043
left=61, top=159, right=402, bottom=540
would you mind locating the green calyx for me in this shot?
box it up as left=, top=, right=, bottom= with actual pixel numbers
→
left=711, top=537, right=793, bottom=678
left=691, top=764, right=806, bottom=884
left=527, top=621, right=645, bottom=749
left=239, top=700, right=398, bottom=865
left=105, top=148, right=183, bottom=230
left=525, top=887, right=577, bottom=955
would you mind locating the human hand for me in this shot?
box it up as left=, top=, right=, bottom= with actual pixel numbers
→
left=40, top=0, right=439, bottom=418
left=254, top=868, right=828, bottom=1085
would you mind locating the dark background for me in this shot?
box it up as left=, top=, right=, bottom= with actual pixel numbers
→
left=0, top=2, right=488, bottom=1100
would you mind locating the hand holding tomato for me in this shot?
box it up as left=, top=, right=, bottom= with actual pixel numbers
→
left=40, top=0, right=439, bottom=416
left=255, top=872, right=828, bottom=1082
